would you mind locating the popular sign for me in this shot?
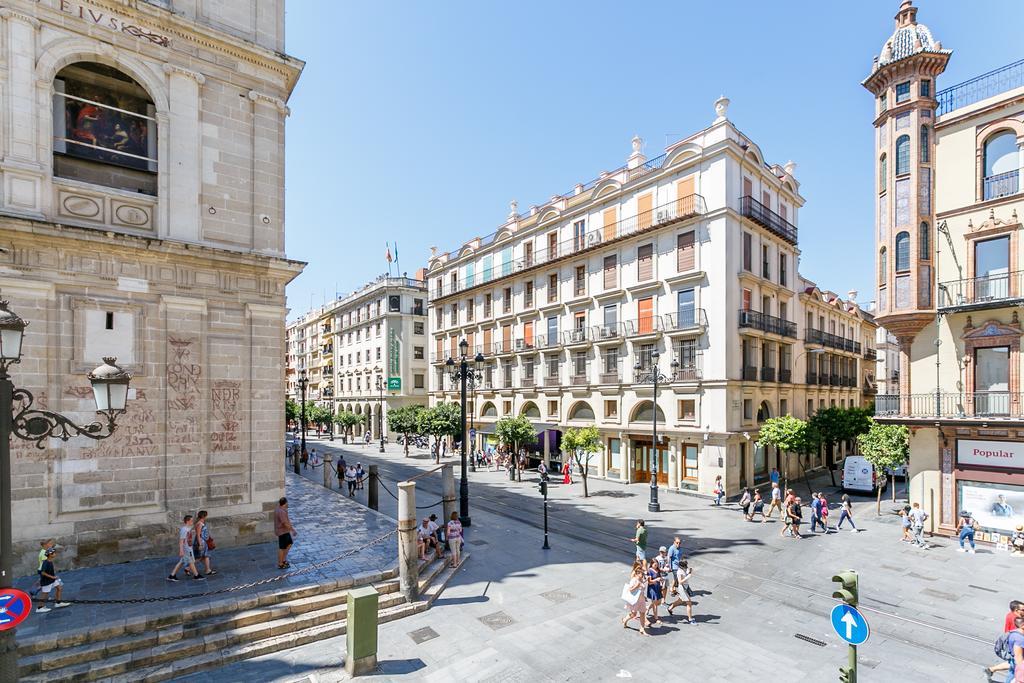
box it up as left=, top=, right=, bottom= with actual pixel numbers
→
left=957, top=439, right=1024, bottom=470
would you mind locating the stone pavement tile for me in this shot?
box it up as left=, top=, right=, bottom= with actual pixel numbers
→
left=16, top=471, right=397, bottom=642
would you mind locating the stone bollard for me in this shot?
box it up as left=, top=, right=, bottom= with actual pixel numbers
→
left=345, top=585, right=379, bottom=676
left=368, top=465, right=379, bottom=511
left=323, top=454, right=333, bottom=488
left=442, top=464, right=456, bottom=523
left=397, top=481, right=419, bottom=601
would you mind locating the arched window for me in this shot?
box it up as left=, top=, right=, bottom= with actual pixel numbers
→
left=895, top=231, right=910, bottom=271
left=878, top=247, right=887, bottom=282
left=480, top=401, right=497, bottom=418
left=984, top=131, right=1019, bottom=199
left=920, top=126, right=930, bottom=163
left=895, top=135, right=911, bottom=176
left=878, top=154, right=887, bottom=191
left=919, top=222, right=930, bottom=260
left=631, top=401, right=666, bottom=424
left=568, top=401, right=595, bottom=421
left=521, top=402, right=541, bottom=419
left=53, top=62, right=158, bottom=195
left=756, top=401, right=771, bottom=424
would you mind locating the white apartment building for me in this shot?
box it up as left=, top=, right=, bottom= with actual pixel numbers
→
left=286, top=275, right=429, bottom=439
left=873, top=325, right=900, bottom=395
left=427, top=99, right=875, bottom=497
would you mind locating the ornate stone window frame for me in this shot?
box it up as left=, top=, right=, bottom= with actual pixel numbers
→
left=961, top=314, right=1022, bottom=417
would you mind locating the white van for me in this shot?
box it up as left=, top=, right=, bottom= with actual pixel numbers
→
left=842, top=456, right=886, bottom=494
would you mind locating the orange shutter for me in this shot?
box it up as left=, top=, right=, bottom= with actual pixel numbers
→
left=603, top=207, right=617, bottom=241
left=743, top=177, right=752, bottom=198
left=677, top=231, right=695, bottom=272
left=762, top=190, right=771, bottom=209
left=524, top=321, right=534, bottom=347
left=742, top=289, right=752, bottom=310
left=436, top=337, right=442, bottom=360
left=638, top=297, right=653, bottom=334
left=502, top=324, right=511, bottom=350
left=676, top=176, right=695, bottom=216
left=638, top=193, right=653, bottom=230
left=483, top=327, right=493, bottom=351
left=450, top=335, right=457, bottom=357
left=467, top=331, right=475, bottom=352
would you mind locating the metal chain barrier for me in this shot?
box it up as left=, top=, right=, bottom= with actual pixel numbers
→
left=373, top=473, right=443, bottom=510
left=54, top=528, right=397, bottom=605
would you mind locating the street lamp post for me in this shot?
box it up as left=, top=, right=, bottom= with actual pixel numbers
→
left=297, top=370, right=307, bottom=475
left=469, top=367, right=481, bottom=472
left=375, top=373, right=385, bottom=453
left=0, top=298, right=132, bottom=680
left=633, top=350, right=678, bottom=513
left=446, top=339, right=484, bottom=527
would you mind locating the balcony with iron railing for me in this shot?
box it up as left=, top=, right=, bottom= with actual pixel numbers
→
left=534, top=334, right=562, bottom=351
left=599, top=362, right=624, bottom=385
left=804, top=328, right=861, bottom=353
left=864, top=348, right=878, bottom=360
left=625, top=316, right=665, bottom=337
left=938, top=270, right=1024, bottom=312
left=984, top=170, right=1019, bottom=200
left=738, top=309, right=797, bottom=338
left=742, top=365, right=758, bottom=381
left=779, top=368, right=792, bottom=383
left=739, top=196, right=798, bottom=245
left=544, top=367, right=561, bottom=386
left=431, top=195, right=706, bottom=299
left=663, top=309, right=708, bottom=334
left=563, top=327, right=593, bottom=346
left=570, top=362, right=590, bottom=385
left=595, top=322, right=626, bottom=342
left=806, top=371, right=818, bottom=385
left=760, top=366, right=776, bottom=382
left=936, top=57, right=1024, bottom=116
left=876, top=392, right=1023, bottom=419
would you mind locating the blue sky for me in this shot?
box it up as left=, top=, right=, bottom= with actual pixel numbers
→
left=282, top=0, right=1024, bottom=319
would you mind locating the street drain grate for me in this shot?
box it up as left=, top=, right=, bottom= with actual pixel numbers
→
left=540, top=589, right=574, bottom=604
left=794, top=633, right=827, bottom=647
left=478, top=611, right=516, bottom=630
left=969, top=584, right=999, bottom=593
left=407, top=626, right=439, bottom=644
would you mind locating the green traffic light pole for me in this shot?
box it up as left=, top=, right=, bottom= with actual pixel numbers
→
left=832, top=570, right=860, bottom=683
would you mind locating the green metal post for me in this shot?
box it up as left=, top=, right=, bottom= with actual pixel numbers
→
left=345, top=585, right=379, bottom=676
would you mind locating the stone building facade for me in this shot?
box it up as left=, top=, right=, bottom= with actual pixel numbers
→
left=1, top=0, right=303, bottom=574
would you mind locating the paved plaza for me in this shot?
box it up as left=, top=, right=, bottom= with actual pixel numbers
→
left=195, top=438, right=1010, bottom=682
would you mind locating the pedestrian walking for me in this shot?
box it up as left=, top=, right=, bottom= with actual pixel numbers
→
left=810, top=492, right=826, bottom=533
left=335, top=455, right=347, bottom=489
left=713, top=475, right=724, bottom=506
left=194, top=510, right=217, bottom=575
left=645, top=559, right=664, bottom=626
left=770, top=467, right=780, bottom=487
left=765, top=482, right=783, bottom=519
left=620, top=562, right=648, bottom=635
left=751, top=490, right=766, bottom=522
left=355, top=463, right=366, bottom=490
left=275, top=497, right=296, bottom=569
left=300, top=447, right=308, bottom=469
left=446, top=511, right=463, bottom=568
left=908, top=502, right=929, bottom=548
left=836, top=494, right=859, bottom=531
left=787, top=497, right=804, bottom=539
left=562, top=459, right=573, bottom=485
left=344, top=465, right=357, bottom=496
left=630, top=520, right=648, bottom=561
left=956, top=509, right=978, bottom=553
left=167, top=514, right=203, bottom=581
left=538, top=461, right=549, bottom=482
left=1003, top=617, right=1024, bottom=683
left=899, top=505, right=913, bottom=542
left=990, top=602, right=1024, bottom=681
left=665, top=559, right=695, bottom=624
left=740, top=488, right=752, bottom=520
left=655, top=546, right=672, bottom=597
left=364, top=430, right=371, bottom=447
left=34, top=548, right=70, bottom=613
left=666, top=537, right=683, bottom=596
left=818, top=493, right=834, bottom=534
left=29, top=539, right=55, bottom=597
left=309, top=447, right=319, bottom=468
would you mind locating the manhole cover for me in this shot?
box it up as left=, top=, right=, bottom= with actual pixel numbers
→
left=407, top=626, right=439, bottom=644
left=478, top=610, right=516, bottom=630
left=469, top=539, right=489, bottom=546
left=540, top=589, right=574, bottom=604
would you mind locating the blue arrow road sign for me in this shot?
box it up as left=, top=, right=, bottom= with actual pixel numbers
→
left=830, top=604, right=869, bottom=645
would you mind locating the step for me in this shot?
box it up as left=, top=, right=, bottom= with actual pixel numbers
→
left=20, top=556, right=454, bottom=683
left=19, top=567, right=397, bottom=658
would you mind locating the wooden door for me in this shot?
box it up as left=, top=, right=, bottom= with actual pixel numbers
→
left=632, top=441, right=668, bottom=485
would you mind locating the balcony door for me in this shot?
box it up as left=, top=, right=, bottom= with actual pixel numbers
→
left=677, top=288, right=695, bottom=327
left=975, top=346, right=1010, bottom=416
left=974, top=236, right=1009, bottom=301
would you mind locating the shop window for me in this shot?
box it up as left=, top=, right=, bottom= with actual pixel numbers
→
left=607, top=438, right=622, bottom=478
left=53, top=62, right=157, bottom=195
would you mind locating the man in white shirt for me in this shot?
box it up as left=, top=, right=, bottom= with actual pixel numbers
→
left=908, top=502, right=929, bottom=548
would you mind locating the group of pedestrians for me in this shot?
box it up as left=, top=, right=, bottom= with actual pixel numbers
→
left=622, top=522, right=697, bottom=634
left=722, top=475, right=863, bottom=540
left=167, top=510, right=216, bottom=581
left=331, top=455, right=366, bottom=496
left=415, top=511, right=464, bottom=568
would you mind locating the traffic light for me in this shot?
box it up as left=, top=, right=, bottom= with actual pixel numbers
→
left=839, top=665, right=855, bottom=683
left=538, top=480, right=547, bottom=497
left=832, top=570, right=859, bottom=607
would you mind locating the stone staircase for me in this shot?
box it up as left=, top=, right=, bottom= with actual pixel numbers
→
left=19, top=554, right=462, bottom=682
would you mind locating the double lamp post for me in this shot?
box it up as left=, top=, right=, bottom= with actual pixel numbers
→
left=446, top=339, right=483, bottom=526
left=0, top=297, right=133, bottom=680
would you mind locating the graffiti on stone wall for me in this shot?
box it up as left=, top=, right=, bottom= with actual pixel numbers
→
left=167, top=336, right=201, bottom=453
left=210, top=380, right=241, bottom=453
left=81, top=390, right=157, bottom=458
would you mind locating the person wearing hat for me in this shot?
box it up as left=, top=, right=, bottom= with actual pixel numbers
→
left=955, top=509, right=978, bottom=554
left=1012, top=525, right=1024, bottom=556
left=655, top=546, right=672, bottom=597
left=36, top=547, right=70, bottom=613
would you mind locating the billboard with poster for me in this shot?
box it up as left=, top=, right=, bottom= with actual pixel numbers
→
left=957, top=481, right=1024, bottom=534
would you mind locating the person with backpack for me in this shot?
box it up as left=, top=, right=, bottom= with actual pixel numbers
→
left=908, top=502, right=929, bottom=548
left=739, top=488, right=752, bottom=520
left=989, top=603, right=1024, bottom=681
left=810, top=492, right=826, bottom=533
left=956, top=509, right=978, bottom=554
left=998, top=616, right=1024, bottom=682
left=712, top=475, right=724, bottom=506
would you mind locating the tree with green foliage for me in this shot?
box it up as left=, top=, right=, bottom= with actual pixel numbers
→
left=388, top=405, right=425, bottom=456
left=333, top=411, right=364, bottom=441
left=495, top=415, right=537, bottom=482
left=562, top=426, right=603, bottom=497
left=285, top=398, right=299, bottom=428
left=856, top=421, right=909, bottom=514
left=417, top=402, right=462, bottom=463
left=307, top=404, right=334, bottom=433
left=758, top=415, right=818, bottom=494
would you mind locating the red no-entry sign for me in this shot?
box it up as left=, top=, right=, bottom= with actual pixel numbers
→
left=0, top=589, right=32, bottom=631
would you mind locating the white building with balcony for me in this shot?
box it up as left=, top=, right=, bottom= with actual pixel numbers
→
left=427, top=98, right=874, bottom=497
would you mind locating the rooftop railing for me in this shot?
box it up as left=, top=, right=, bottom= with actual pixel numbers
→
left=936, top=58, right=1024, bottom=116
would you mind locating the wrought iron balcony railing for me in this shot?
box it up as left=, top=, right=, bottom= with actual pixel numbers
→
left=984, top=170, right=1019, bottom=201
left=939, top=270, right=1024, bottom=311
left=739, top=196, right=798, bottom=244
left=662, top=309, right=708, bottom=333
left=876, top=392, right=1022, bottom=419
left=742, top=366, right=758, bottom=381
left=625, top=317, right=665, bottom=336
left=936, top=58, right=1024, bottom=116
left=738, top=310, right=797, bottom=338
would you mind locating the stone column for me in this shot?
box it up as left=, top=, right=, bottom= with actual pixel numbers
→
left=164, top=64, right=204, bottom=242
left=397, top=481, right=419, bottom=601
left=2, top=10, right=39, bottom=163
left=623, top=437, right=633, bottom=484
left=441, top=464, right=456, bottom=523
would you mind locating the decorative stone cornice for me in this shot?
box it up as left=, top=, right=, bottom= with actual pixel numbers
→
left=248, top=90, right=289, bottom=115
left=162, top=63, right=206, bottom=84
left=0, top=8, right=41, bottom=28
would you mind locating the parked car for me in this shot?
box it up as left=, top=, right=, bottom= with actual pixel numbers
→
left=841, top=455, right=886, bottom=494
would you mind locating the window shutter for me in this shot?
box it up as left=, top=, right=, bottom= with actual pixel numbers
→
left=637, top=193, right=653, bottom=230
left=502, top=324, right=511, bottom=347
left=638, top=244, right=654, bottom=280
left=676, top=176, right=695, bottom=215
left=603, top=255, right=617, bottom=289
left=638, top=297, right=654, bottom=334
left=762, top=190, right=771, bottom=209
left=676, top=231, right=695, bottom=272
left=483, top=327, right=492, bottom=349
left=524, top=321, right=534, bottom=347
left=436, top=337, right=442, bottom=359
left=743, top=177, right=752, bottom=198
left=603, top=207, right=617, bottom=241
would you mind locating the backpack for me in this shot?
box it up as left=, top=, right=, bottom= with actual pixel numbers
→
left=995, top=632, right=1014, bottom=662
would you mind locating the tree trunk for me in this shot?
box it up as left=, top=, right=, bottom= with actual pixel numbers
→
left=890, top=474, right=896, bottom=502
left=801, top=454, right=813, bottom=496
left=876, top=480, right=883, bottom=515
left=404, top=433, right=409, bottom=457
left=578, top=456, right=589, bottom=497
left=827, top=441, right=836, bottom=487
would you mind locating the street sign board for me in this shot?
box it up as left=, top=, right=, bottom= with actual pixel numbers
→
left=387, top=377, right=401, bottom=391
left=0, top=589, right=32, bottom=631
left=830, top=604, right=869, bottom=645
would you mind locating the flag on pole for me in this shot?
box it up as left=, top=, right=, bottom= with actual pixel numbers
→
left=385, top=243, right=393, bottom=263
left=393, top=243, right=399, bottom=263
